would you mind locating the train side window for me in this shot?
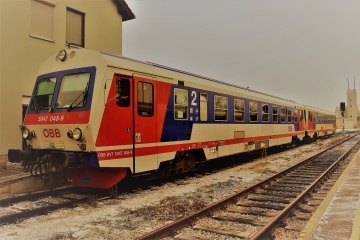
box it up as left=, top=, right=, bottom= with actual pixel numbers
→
left=287, top=108, right=293, bottom=123
left=200, top=93, right=208, bottom=121
left=116, top=78, right=130, bottom=107
left=214, top=95, right=228, bottom=121
left=137, top=82, right=154, bottom=116
left=249, top=102, right=258, bottom=122
left=294, top=110, right=298, bottom=123
left=272, top=106, right=278, bottom=123
left=262, top=104, right=269, bottom=122
left=280, top=107, right=286, bottom=123
left=234, top=99, right=245, bottom=122
left=174, top=88, right=188, bottom=120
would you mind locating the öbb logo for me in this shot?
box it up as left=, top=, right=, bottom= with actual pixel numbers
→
left=43, top=129, right=61, bottom=138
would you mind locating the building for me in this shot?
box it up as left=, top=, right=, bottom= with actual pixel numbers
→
left=0, top=0, right=135, bottom=155
left=335, top=82, right=360, bottom=129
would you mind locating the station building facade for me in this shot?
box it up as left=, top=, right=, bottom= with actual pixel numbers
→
left=335, top=85, right=360, bottom=129
left=0, top=0, right=135, bottom=154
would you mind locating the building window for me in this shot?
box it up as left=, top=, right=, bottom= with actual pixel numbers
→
left=30, top=0, right=55, bottom=41
left=200, top=93, right=208, bottom=121
left=249, top=102, right=258, bottom=122
left=214, top=95, right=228, bottom=121
left=174, top=88, right=188, bottom=120
left=262, top=104, right=269, bottom=122
left=66, top=7, right=85, bottom=47
left=138, top=82, right=154, bottom=116
left=234, top=99, right=245, bottom=122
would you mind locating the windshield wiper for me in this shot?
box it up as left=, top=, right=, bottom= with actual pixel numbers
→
left=68, top=82, right=89, bottom=112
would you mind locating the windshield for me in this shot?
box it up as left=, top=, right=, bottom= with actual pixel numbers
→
left=31, top=77, right=57, bottom=111
left=56, top=73, right=90, bottom=109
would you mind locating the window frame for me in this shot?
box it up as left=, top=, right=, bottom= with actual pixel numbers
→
left=116, top=78, right=130, bottom=108
left=234, top=98, right=245, bottom=122
left=174, top=88, right=188, bottom=120
left=30, top=0, right=55, bottom=42
left=137, top=82, right=154, bottom=117
left=280, top=107, right=286, bottom=123
left=287, top=108, right=293, bottom=123
left=200, top=93, right=208, bottom=122
left=262, top=104, right=269, bottom=122
left=66, top=7, right=85, bottom=47
left=272, top=106, right=278, bottom=123
left=249, top=101, right=258, bottom=122
left=214, top=95, right=228, bottom=121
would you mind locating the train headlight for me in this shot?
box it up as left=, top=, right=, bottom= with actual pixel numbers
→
left=22, top=128, right=30, bottom=139
left=72, top=128, right=82, bottom=141
left=58, top=49, right=67, bottom=62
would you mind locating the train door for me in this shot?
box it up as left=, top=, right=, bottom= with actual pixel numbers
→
left=298, top=109, right=305, bottom=131
left=96, top=76, right=133, bottom=147
left=133, top=77, right=157, bottom=173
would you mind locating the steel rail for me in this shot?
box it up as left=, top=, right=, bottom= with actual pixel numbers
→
left=0, top=197, right=88, bottom=225
left=250, top=138, right=360, bottom=239
left=0, top=186, right=76, bottom=207
left=136, top=135, right=357, bottom=240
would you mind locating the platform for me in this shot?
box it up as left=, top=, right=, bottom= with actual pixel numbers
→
left=300, top=148, right=360, bottom=240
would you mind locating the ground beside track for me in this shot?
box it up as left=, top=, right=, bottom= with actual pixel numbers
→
left=0, top=135, right=351, bottom=239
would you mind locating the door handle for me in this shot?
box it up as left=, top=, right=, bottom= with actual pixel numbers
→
left=135, top=133, right=141, bottom=143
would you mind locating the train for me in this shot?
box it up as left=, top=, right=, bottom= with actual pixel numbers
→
left=8, top=48, right=336, bottom=189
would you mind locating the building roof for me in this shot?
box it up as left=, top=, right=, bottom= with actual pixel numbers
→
left=114, top=0, right=135, bottom=21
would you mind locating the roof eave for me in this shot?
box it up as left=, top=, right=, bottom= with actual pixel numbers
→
left=114, top=0, right=136, bottom=22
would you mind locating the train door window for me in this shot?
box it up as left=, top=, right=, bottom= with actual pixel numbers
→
left=116, top=78, right=130, bottom=107
left=214, top=95, right=228, bottom=121
left=280, top=107, right=286, bottom=123
left=174, top=88, right=188, bottom=120
left=287, top=108, right=293, bottom=123
left=300, top=110, right=303, bottom=121
left=30, top=0, right=55, bottom=41
left=66, top=7, right=85, bottom=47
left=249, top=102, right=258, bottom=122
left=262, top=104, right=269, bottom=122
left=272, top=106, right=278, bottom=123
left=200, top=93, right=208, bottom=121
left=294, top=110, right=298, bottom=123
left=31, top=77, right=57, bottom=111
left=234, top=99, right=245, bottom=122
left=137, top=82, right=154, bottom=116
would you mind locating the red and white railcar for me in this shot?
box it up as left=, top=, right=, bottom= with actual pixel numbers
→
left=9, top=49, right=336, bottom=188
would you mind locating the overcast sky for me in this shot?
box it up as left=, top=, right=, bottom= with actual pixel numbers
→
left=122, top=0, right=360, bottom=112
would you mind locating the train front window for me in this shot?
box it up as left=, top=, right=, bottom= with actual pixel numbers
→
left=31, top=77, right=56, bottom=111
left=56, top=73, right=90, bottom=110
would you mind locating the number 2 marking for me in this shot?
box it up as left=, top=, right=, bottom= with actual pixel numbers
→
left=191, top=91, right=197, bottom=106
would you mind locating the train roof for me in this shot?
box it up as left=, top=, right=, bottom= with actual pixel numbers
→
left=103, top=52, right=300, bottom=106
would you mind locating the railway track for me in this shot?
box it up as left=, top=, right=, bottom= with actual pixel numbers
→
left=0, top=187, right=110, bottom=225
left=136, top=134, right=360, bottom=240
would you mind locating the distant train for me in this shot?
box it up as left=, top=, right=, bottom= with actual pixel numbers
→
left=8, top=48, right=336, bottom=189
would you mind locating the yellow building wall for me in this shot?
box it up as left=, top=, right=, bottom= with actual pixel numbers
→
left=0, top=0, right=125, bottom=154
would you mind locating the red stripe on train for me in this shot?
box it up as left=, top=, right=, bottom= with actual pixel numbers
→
left=97, top=129, right=333, bottom=161
left=24, top=111, right=90, bottom=125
